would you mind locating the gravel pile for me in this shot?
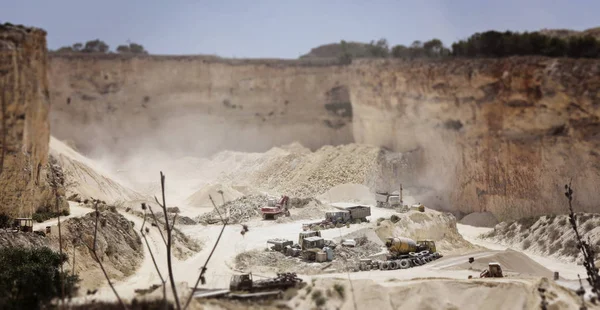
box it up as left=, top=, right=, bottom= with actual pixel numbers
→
left=249, top=144, right=381, bottom=198
left=335, top=236, right=383, bottom=261
left=195, top=195, right=268, bottom=224
left=196, top=195, right=329, bottom=225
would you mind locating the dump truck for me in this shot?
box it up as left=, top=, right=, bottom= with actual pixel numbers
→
left=480, top=263, right=503, bottom=278
left=261, top=196, right=291, bottom=220
left=229, top=273, right=303, bottom=292
left=358, top=237, right=442, bottom=271
left=302, top=206, right=371, bottom=231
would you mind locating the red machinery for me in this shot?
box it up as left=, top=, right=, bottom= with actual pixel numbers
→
left=261, top=196, right=291, bottom=220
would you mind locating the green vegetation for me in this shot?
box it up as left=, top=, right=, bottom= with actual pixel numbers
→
left=522, top=239, right=532, bottom=250
left=333, top=30, right=600, bottom=63
left=116, top=42, right=149, bottom=55
left=54, top=39, right=148, bottom=54
left=333, top=283, right=345, bottom=299
left=311, top=289, right=326, bottom=307
left=452, top=31, right=600, bottom=58
left=32, top=209, right=70, bottom=223
left=0, top=213, right=11, bottom=228
left=0, top=247, right=79, bottom=310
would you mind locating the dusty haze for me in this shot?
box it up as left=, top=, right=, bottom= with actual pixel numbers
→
left=47, top=54, right=600, bottom=221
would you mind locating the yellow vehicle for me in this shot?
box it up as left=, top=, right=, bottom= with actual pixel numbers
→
left=385, top=237, right=438, bottom=258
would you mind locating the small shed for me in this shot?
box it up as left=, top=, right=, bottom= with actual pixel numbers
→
left=14, top=218, right=33, bottom=232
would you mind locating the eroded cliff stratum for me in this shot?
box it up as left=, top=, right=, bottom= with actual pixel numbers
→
left=48, top=55, right=600, bottom=221
left=0, top=24, right=65, bottom=217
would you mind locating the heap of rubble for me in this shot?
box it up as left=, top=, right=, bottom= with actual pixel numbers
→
left=196, top=195, right=267, bottom=224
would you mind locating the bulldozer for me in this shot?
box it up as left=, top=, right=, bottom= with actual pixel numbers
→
left=298, top=230, right=321, bottom=246
left=260, top=196, right=291, bottom=220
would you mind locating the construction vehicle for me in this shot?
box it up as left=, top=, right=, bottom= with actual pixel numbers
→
left=266, top=239, right=293, bottom=252
left=375, top=184, right=405, bottom=209
left=480, top=263, right=503, bottom=278
left=300, top=236, right=335, bottom=262
left=385, top=238, right=439, bottom=259
left=302, top=205, right=371, bottom=231
left=195, top=273, right=304, bottom=300
left=301, top=236, right=325, bottom=251
left=358, top=237, right=442, bottom=271
left=410, top=203, right=425, bottom=212
left=261, top=196, right=291, bottom=220
left=296, top=231, right=336, bottom=262
left=229, top=273, right=303, bottom=293
left=298, top=230, right=321, bottom=246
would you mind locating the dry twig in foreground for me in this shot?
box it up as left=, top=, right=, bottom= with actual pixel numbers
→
left=80, top=199, right=128, bottom=310
left=153, top=172, right=181, bottom=310
left=564, top=183, right=599, bottom=304
left=140, top=202, right=169, bottom=309
left=182, top=194, right=229, bottom=310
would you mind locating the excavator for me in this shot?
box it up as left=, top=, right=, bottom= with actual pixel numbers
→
left=260, top=195, right=291, bottom=220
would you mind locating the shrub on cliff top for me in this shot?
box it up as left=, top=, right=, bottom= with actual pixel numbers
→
left=451, top=30, right=600, bottom=58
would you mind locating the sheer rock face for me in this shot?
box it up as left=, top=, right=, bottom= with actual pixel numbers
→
left=47, top=55, right=353, bottom=159
left=47, top=53, right=600, bottom=222
left=350, top=57, right=600, bottom=221
left=0, top=24, right=64, bottom=217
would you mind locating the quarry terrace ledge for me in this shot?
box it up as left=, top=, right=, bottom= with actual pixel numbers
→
left=48, top=53, right=600, bottom=68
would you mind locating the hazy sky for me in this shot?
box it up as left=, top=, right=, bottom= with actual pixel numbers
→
left=2, top=0, right=598, bottom=58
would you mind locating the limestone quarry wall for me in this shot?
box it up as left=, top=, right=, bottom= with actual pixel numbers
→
left=47, top=54, right=600, bottom=221
left=48, top=55, right=353, bottom=158
left=350, top=58, right=600, bottom=221
left=0, top=24, right=60, bottom=217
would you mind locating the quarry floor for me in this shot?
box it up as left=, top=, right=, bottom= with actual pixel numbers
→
left=46, top=202, right=597, bottom=309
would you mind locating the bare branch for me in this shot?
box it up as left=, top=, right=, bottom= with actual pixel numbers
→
left=84, top=200, right=128, bottom=309
left=158, top=172, right=181, bottom=310
left=148, top=205, right=167, bottom=247
left=154, top=195, right=163, bottom=208
left=0, top=86, right=6, bottom=176
left=48, top=161, right=66, bottom=306
left=92, top=200, right=99, bottom=253
left=564, top=183, right=600, bottom=302
left=184, top=194, right=228, bottom=310
left=170, top=213, right=178, bottom=231
left=140, top=203, right=168, bottom=309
